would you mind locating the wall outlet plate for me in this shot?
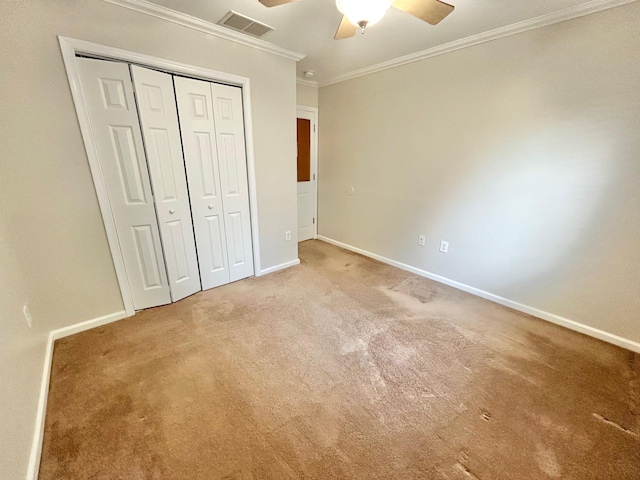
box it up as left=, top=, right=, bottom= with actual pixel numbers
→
left=285, top=231, right=292, bottom=241
left=418, top=235, right=426, bottom=246
left=440, top=241, right=449, bottom=253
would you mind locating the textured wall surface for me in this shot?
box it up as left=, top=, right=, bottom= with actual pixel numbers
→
left=297, top=83, right=319, bottom=107
left=0, top=0, right=298, bottom=476
left=319, top=3, right=640, bottom=343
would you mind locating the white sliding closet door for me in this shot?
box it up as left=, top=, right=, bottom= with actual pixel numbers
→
left=131, top=65, right=201, bottom=302
left=174, top=77, right=231, bottom=289
left=77, top=58, right=171, bottom=310
left=174, top=77, right=254, bottom=288
left=210, top=83, right=254, bottom=282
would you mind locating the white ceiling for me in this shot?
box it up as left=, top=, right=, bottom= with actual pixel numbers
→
left=145, top=0, right=618, bottom=84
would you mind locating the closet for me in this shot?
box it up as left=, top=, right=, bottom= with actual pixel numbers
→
left=77, top=57, right=254, bottom=310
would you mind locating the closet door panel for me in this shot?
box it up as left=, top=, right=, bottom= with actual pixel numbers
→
left=211, top=84, right=255, bottom=281
left=174, top=76, right=231, bottom=290
left=131, top=66, right=201, bottom=302
left=77, top=58, right=171, bottom=310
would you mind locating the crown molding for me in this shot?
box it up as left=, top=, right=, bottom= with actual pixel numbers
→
left=296, top=77, right=319, bottom=87
left=101, top=0, right=306, bottom=61
left=320, top=0, right=638, bottom=87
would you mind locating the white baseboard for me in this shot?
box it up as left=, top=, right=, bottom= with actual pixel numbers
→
left=26, top=332, right=54, bottom=480
left=317, top=235, right=640, bottom=354
left=258, top=258, right=300, bottom=276
left=27, top=310, right=128, bottom=479
left=49, top=310, right=128, bottom=341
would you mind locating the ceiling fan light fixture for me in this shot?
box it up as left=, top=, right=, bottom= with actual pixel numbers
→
left=336, top=0, right=393, bottom=30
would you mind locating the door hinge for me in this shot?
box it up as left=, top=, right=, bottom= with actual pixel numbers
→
left=313, top=218, right=315, bottom=224
left=313, top=173, right=316, bottom=181
left=314, top=124, right=316, bottom=132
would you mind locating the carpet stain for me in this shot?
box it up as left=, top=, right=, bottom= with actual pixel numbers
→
left=39, top=240, right=640, bottom=479
left=535, top=443, right=562, bottom=478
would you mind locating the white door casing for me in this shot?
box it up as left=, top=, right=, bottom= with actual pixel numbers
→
left=62, top=37, right=264, bottom=317
left=77, top=57, right=171, bottom=309
left=174, top=76, right=232, bottom=289
left=130, top=65, right=201, bottom=302
left=211, top=82, right=255, bottom=282
left=297, top=107, right=318, bottom=242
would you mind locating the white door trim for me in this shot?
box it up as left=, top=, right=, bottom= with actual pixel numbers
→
left=59, top=36, right=262, bottom=317
left=296, top=105, right=318, bottom=239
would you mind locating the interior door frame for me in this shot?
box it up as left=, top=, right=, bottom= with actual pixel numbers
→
left=296, top=105, right=318, bottom=240
left=59, top=36, right=263, bottom=317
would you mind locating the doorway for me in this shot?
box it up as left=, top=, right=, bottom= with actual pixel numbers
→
left=296, top=106, right=318, bottom=242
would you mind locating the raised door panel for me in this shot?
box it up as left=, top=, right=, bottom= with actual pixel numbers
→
left=132, top=225, right=165, bottom=289
left=206, top=214, right=227, bottom=273
left=77, top=57, right=171, bottom=310
left=147, top=128, right=177, bottom=201
left=174, top=76, right=231, bottom=290
left=210, top=83, right=254, bottom=282
left=227, top=212, right=247, bottom=267
left=297, top=192, right=311, bottom=230
left=131, top=65, right=201, bottom=302
left=109, top=125, right=147, bottom=204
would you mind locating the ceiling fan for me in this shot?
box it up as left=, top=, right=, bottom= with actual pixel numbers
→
left=258, top=0, right=455, bottom=40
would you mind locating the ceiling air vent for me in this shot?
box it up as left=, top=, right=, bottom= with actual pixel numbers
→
left=218, top=11, right=275, bottom=38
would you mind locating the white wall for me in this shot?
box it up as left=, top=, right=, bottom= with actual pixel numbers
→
left=0, top=206, right=48, bottom=480
left=0, top=0, right=298, bottom=477
left=297, top=82, right=319, bottom=108
left=318, top=3, right=640, bottom=344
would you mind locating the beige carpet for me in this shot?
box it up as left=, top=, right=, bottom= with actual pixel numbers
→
left=40, top=240, right=639, bottom=479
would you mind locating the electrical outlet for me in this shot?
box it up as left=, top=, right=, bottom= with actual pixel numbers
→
left=285, top=231, right=292, bottom=241
left=23, top=304, right=33, bottom=328
left=418, top=235, right=426, bottom=246
left=439, top=240, right=449, bottom=253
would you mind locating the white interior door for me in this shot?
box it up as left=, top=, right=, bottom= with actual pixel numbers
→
left=210, top=83, right=254, bottom=282
left=174, top=76, right=231, bottom=290
left=77, top=58, right=171, bottom=310
left=131, top=65, right=201, bottom=302
left=296, top=108, right=317, bottom=242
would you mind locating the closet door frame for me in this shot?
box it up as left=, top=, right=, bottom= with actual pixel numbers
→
left=59, top=36, right=262, bottom=317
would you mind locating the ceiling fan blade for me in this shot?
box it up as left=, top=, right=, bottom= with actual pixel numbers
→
left=392, top=0, right=454, bottom=25
left=258, top=0, right=297, bottom=7
left=334, top=16, right=357, bottom=40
